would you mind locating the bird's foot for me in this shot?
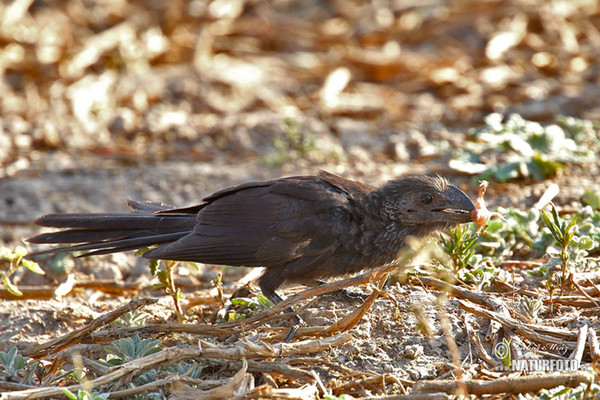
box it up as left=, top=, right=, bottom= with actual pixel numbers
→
left=283, top=320, right=302, bottom=343
left=334, top=288, right=369, bottom=301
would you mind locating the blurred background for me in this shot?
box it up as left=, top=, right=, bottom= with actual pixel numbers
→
left=1, top=0, right=599, bottom=239
left=2, top=2, right=600, bottom=388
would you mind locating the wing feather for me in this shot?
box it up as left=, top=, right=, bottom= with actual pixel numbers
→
left=145, top=173, right=367, bottom=269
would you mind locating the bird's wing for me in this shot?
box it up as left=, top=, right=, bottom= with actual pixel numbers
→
left=143, top=173, right=365, bottom=268
left=316, top=170, right=375, bottom=199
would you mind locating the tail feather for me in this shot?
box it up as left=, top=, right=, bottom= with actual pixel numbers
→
left=33, top=214, right=194, bottom=231
left=28, top=202, right=198, bottom=256
left=29, top=228, right=155, bottom=244
left=29, top=231, right=190, bottom=256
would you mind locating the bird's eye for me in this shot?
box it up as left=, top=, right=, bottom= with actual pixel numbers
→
left=421, top=193, right=433, bottom=205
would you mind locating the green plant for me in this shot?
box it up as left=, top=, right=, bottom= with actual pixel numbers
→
left=459, top=263, right=498, bottom=289
left=0, top=347, right=41, bottom=385
left=144, top=258, right=180, bottom=313
left=555, top=115, right=600, bottom=148
left=0, top=347, right=27, bottom=378
left=63, top=389, right=109, bottom=400
left=263, top=118, right=320, bottom=165
left=0, top=246, right=45, bottom=296
left=102, top=334, right=162, bottom=366
left=98, top=335, right=197, bottom=399
left=213, top=271, right=224, bottom=307
left=449, top=113, right=595, bottom=182
left=523, top=369, right=599, bottom=399
left=521, top=296, right=543, bottom=321
left=112, top=310, right=149, bottom=327
left=225, top=294, right=272, bottom=322
left=581, top=189, right=600, bottom=210
left=494, top=338, right=512, bottom=369
left=541, top=204, right=580, bottom=282
left=475, top=207, right=546, bottom=259
left=166, top=361, right=204, bottom=378
left=128, top=369, right=163, bottom=400
left=436, top=225, right=499, bottom=289
left=127, top=389, right=162, bottom=400
left=132, top=369, right=158, bottom=386
left=137, top=247, right=197, bottom=322
left=439, top=225, right=479, bottom=273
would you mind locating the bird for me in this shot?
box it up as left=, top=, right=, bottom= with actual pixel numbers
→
left=28, top=170, right=475, bottom=304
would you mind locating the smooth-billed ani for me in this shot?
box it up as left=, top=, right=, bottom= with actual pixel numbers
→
left=28, top=170, right=475, bottom=303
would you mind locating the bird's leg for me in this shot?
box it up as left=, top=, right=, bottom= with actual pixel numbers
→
left=310, top=279, right=370, bottom=301
left=264, top=291, right=305, bottom=343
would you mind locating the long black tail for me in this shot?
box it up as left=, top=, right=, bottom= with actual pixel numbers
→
left=28, top=200, right=197, bottom=256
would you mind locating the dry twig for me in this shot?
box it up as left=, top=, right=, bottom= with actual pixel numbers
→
left=458, top=300, right=576, bottom=349
left=2, top=335, right=351, bottom=400
left=22, top=298, right=158, bottom=359
left=588, top=328, right=600, bottom=363
left=414, top=371, right=590, bottom=395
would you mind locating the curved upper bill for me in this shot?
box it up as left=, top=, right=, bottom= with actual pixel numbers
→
left=435, top=185, right=476, bottom=223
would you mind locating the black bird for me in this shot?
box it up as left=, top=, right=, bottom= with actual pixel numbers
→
left=28, top=171, right=475, bottom=303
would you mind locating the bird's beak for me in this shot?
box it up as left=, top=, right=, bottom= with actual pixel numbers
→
left=436, top=186, right=475, bottom=223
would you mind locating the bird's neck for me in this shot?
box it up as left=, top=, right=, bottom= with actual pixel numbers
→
left=358, top=193, right=446, bottom=265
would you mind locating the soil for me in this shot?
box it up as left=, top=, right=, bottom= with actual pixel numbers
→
left=1, top=0, right=599, bottom=398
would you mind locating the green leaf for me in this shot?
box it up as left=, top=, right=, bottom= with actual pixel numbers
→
left=13, top=355, right=26, bottom=371
left=578, top=237, right=594, bottom=250
left=562, top=216, right=580, bottom=247
left=134, top=247, right=150, bottom=256
left=532, top=152, right=563, bottom=178
left=498, top=339, right=512, bottom=367
left=541, top=210, right=562, bottom=242
left=581, top=190, right=600, bottom=210
left=551, top=204, right=560, bottom=226
left=185, top=261, right=200, bottom=271
left=105, top=334, right=161, bottom=362
left=7, top=347, right=17, bottom=360
left=0, top=248, right=11, bottom=259
left=102, top=358, right=123, bottom=366
left=156, top=269, right=168, bottom=283
left=62, top=389, right=78, bottom=400
left=2, top=250, right=18, bottom=262
left=148, top=259, right=159, bottom=276
left=14, top=246, right=27, bottom=258
left=256, top=294, right=272, bottom=309
left=565, top=215, right=580, bottom=233
left=0, top=347, right=27, bottom=378
left=231, top=298, right=255, bottom=307
left=104, top=345, right=122, bottom=358
left=2, top=275, right=22, bottom=296
left=121, top=338, right=135, bottom=358
left=174, top=287, right=183, bottom=299
left=21, top=259, right=45, bottom=275
left=493, top=161, right=521, bottom=182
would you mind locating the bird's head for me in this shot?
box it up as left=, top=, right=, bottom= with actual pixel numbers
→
left=376, top=176, right=475, bottom=228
